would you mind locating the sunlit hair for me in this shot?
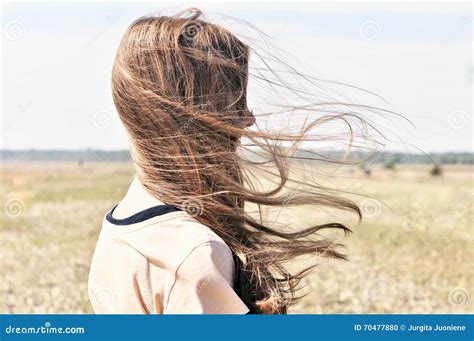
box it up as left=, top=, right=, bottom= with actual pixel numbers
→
left=112, top=8, right=386, bottom=313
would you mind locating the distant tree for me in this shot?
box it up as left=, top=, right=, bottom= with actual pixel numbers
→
left=384, top=160, right=396, bottom=170
left=358, top=161, right=373, bottom=176
left=430, top=164, right=442, bottom=176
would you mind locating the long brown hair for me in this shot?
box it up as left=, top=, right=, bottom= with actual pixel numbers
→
left=112, top=8, right=382, bottom=313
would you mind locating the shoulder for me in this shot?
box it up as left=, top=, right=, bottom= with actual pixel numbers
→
left=156, top=215, right=233, bottom=269
left=177, top=239, right=235, bottom=283
left=108, top=213, right=232, bottom=271
left=164, top=238, right=248, bottom=314
left=173, top=218, right=236, bottom=282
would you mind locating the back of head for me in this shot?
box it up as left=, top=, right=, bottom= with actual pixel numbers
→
left=112, top=8, right=255, bottom=206
left=112, top=8, right=363, bottom=314
left=112, top=8, right=251, bottom=135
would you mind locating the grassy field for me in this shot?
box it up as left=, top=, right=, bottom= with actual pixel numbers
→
left=0, top=162, right=472, bottom=314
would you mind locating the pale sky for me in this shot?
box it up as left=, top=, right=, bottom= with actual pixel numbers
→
left=1, top=1, right=472, bottom=152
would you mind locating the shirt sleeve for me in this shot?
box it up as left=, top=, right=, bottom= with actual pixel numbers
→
left=164, top=240, right=249, bottom=314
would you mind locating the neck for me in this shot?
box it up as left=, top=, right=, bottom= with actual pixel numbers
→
left=112, top=176, right=165, bottom=219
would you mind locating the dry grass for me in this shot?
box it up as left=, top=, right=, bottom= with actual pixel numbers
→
left=0, top=162, right=472, bottom=313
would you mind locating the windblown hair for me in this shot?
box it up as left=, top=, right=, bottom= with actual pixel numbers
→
left=112, top=8, right=380, bottom=313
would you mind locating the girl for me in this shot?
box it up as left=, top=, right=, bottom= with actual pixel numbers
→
left=88, top=8, right=367, bottom=314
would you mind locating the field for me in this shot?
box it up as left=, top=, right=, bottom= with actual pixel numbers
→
left=0, top=162, right=472, bottom=314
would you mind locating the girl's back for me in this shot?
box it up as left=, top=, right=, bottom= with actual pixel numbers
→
left=89, top=178, right=249, bottom=314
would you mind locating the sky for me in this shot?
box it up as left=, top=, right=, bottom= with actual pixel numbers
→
left=1, top=1, right=472, bottom=152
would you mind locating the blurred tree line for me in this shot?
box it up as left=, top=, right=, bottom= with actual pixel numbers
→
left=0, top=149, right=473, bottom=164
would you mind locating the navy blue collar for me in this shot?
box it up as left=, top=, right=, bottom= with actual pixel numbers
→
left=106, top=204, right=181, bottom=226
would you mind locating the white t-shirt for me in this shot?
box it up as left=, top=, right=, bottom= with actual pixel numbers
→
left=88, top=178, right=249, bottom=314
